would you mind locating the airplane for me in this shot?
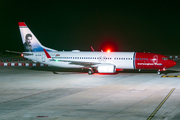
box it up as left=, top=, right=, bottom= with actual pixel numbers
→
left=9, top=22, right=177, bottom=75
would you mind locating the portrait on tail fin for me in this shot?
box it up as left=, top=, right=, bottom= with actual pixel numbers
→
left=23, top=33, right=33, bottom=52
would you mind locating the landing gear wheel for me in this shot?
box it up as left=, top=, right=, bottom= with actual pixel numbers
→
left=88, top=70, right=93, bottom=75
left=157, top=71, right=161, bottom=75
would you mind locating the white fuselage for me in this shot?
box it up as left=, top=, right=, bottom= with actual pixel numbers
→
left=24, top=51, right=135, bottom=69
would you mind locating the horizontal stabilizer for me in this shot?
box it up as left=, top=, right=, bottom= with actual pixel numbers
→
left=6, top=50, right=33, bottom=55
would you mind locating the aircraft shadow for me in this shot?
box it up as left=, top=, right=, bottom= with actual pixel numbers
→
left=29, top=67, right=88, bottom=74
left=29, top=67, right=180, bottom=75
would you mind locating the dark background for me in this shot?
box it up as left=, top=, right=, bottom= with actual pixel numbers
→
left=0, top=0, right=180, bottom=53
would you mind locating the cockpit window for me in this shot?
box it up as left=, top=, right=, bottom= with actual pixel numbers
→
left=162, top=57, right=168, bottom=60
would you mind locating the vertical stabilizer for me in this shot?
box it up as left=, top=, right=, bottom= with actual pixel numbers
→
left=18, top=22, right=57, bottom=52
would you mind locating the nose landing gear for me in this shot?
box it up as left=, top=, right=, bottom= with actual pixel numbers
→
left=157, top=71, right=161, bottom=75
left=157, top=68, right=166, bottom=75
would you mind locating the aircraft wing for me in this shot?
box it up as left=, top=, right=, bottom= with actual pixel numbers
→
left=57, top=59, right=100, bottom=68
left=43, top=49, right=111, bottom=68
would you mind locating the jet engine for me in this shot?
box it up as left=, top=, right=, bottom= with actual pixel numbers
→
left=97, top=64, right=116, bottom=73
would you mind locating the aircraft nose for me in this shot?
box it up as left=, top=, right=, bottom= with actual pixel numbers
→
left=171, top=60, right=177, bottom=67
left=173, top=61, right=177, bottom=66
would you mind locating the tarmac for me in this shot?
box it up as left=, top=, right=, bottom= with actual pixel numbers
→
left=0, top=60, right=180, bottom=120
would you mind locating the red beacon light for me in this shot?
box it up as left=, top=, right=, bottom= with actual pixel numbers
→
left=107, top=50, right=111, bottom=53
left=21, top=54, right=24, bottom=57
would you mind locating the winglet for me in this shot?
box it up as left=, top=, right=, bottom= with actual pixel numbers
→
left=43, top=49, right=51, bottom=58
left=90, top=46, right=95, bottom=52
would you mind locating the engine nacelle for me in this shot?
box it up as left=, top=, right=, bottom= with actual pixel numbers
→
left=97, top=64, right=116, bottom=73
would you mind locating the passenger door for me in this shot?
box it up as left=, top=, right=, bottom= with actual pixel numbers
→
left=42, top=55, right=45, bottom=62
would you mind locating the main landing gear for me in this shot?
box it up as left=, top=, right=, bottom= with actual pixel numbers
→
left=88, top=68, right=94, bottom=75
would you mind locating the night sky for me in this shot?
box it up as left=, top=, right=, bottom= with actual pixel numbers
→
left=1, top=0, right=180, bottom=53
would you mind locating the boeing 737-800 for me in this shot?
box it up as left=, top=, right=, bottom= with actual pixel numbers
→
left=14, top=22, right=177, bottom=75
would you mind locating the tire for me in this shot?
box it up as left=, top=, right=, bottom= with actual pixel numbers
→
left=88, top=70, right=93, bottom=75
